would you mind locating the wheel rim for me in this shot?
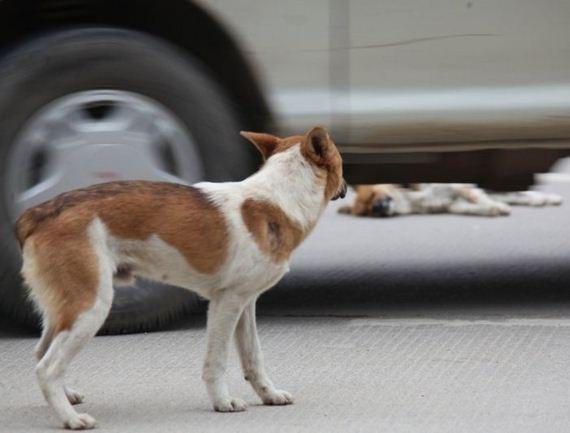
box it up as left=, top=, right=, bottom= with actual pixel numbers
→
left=5, top=89, right=204, bottom=220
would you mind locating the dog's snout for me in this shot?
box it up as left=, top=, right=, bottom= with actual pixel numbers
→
left=332, top=180, right=347, bottom=201
left=371, top=197, right=393, bottom=216
left=339, top=181, right=347, bottom=198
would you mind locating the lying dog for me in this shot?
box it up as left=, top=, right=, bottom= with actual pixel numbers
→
left=16, top=126, right=347, bottom=430
left=339, top=184, right=562, bottom=217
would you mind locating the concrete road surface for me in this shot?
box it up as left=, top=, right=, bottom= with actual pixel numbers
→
left=2, top=161, right=570, bottom=433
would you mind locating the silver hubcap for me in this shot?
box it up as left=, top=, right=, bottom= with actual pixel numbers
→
left=6, top=90, right=203, bottom=220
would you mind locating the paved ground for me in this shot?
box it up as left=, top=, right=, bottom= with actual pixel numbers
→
left=2, top=313, right=570, bottom=433
left=2, top=162, right=570, bottom=432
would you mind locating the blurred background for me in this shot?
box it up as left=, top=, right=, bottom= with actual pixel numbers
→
left=0, top=0, right=570, bottom=333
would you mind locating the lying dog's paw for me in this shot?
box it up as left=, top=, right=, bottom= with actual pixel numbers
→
left=543, top=193, right=563, bottom=206
left=262, top=389, right=294, bottom=406
left=489, top=202, right=511, bottom=216
left=64, top=413, right=97, bottom=430
left=65, top=387, right=85, bottom=405
left=522, top=191, right=563, bottom=206
left=214, top=397, right=247, bottom=412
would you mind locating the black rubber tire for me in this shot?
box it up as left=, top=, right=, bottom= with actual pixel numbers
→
left=0, top=27, right=256, bottom=334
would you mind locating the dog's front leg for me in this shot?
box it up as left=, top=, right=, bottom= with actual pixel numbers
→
left=203, top=290, right=249, bottom=412
left=235, top=299, right=294, bottom=406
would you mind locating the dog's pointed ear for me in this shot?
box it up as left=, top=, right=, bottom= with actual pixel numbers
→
left=305, top=126, right=332, bottom=162
left=240, top=131, right=280, bottom=160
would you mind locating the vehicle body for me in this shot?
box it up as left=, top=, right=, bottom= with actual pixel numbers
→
left=0, top=0, right=569, bottom=332
left=203, top=0, right=570, bottom=189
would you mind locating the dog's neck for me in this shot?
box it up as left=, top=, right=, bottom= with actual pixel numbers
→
left=243, top=145, right=326, bottom=230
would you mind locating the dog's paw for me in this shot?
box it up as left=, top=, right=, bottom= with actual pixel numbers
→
left=543, top=193, right=563, bottom=206
left=522, top=191, right=562, bottom=206
left=64, top=413, right=97, bottom=430
left=262, top=389, right=294, bottom=406
left=213, top=397, right=248, bottom=413
left=488, top=202, right=511, bottom=216
left=65, top=387, right=85, bottom=405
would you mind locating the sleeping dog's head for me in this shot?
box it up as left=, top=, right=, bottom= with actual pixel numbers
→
left=240, top=126, right=347, bottom=202
left=340, top=184, right=398, bottom=217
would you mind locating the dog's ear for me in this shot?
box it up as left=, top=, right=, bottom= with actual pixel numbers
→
left=305, top=126, right=332, bottom=163
left=240, top=131, right=280, bottom=160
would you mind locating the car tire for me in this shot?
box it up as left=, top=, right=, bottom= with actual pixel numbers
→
left=0, top=27, right=257, bottom=334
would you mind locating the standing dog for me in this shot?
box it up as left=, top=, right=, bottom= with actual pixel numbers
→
left=339, top=184, right=562, bottom=217
left=16, top=126, right=346, bottom=430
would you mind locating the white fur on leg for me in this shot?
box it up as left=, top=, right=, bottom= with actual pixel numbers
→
left=36, top=331, right=79, bottom=428
left=235, top=300, right=293, bottom=406
left=490, top=191, right=563, bottom=206
left=36, top=330, right=97, bottom=430
left=36, top=321, right=85, bottom=406
left=449, top=198, right=511, bottom=216
left=36, top=294, right=111, bottom=429
left=202, top=291, right=249, bottom=413
left=35, top=321, right=54, bottom=361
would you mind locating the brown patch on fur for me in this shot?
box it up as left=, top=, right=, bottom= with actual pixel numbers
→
left=17, top=181, right=229, bottom=275
left=241, top=198, right=305, bottom=263
left=24, top=222, right=100, bottom=334
left=16, top=181, right=143, bottom=245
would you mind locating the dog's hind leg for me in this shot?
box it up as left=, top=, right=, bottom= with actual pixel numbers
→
left=450, top=187, right=511, bottom=216
left=489, top=191, right=563, bottom=207
left=35, top=320, right=85, bottom=406
left=235, top=299, right=293, bottom=406
left=37, top=295, right=112, bottom=430
left=449, top=198, right=511, bottom=216
left=36, top=275, right=113, bottom=429
left=27, top=219, right=114, bottom=429
left=36, top=319, right=54, bottom=361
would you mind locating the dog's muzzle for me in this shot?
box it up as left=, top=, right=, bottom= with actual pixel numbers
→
left=332, top=181, right=347, bottom=201
left=371, top=197, right=393, bottom=217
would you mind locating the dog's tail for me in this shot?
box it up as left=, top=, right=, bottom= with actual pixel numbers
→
left=14, top=205, right=48, bottom=248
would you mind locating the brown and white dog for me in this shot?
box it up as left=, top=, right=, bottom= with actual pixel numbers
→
left=339, top=184, right=562, bottom=217
left=16, top=126, right=346, bottom=430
